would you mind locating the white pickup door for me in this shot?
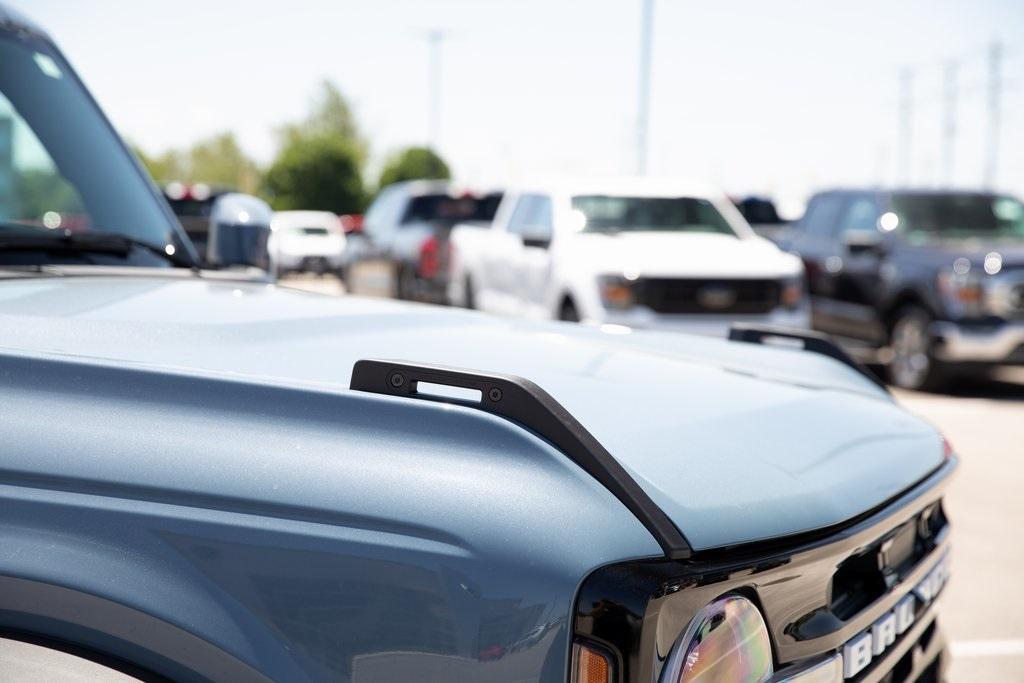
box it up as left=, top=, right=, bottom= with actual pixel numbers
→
left=509, top=194, right=557, bottom=319
left=472, top=193, right=551, bottom=317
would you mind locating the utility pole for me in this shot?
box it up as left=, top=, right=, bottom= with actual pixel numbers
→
left=941, top=61, right=957, bottom=187
left=636, top=0, right=654, bottom=175
left=898, top=68, right=914, bottom=186
left=426, top=29, right=445, bottom=151
left=984, top=41, right=1002, bottom=189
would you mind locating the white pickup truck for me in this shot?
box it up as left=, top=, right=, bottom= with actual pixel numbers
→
left=448, top=179, right=810, bottom=335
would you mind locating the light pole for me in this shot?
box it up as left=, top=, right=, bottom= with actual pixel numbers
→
left=426, top=29, right=445, bottom=151
left=897, top=68, right=914, bottom=185
left=941, top=61, right=957, bottom=187
left=984, top=41, right=1002, bottom=189
left=636, top=0, right=654, bottom=175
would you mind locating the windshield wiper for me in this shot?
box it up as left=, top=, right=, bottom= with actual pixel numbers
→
left=0, top=229, right=194, bottom=268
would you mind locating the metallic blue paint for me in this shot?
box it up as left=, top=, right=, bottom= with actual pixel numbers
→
left=0, top=349, right=659, bottom=681
left=0, top=275, right=946, bottom=680
left=0, top=275, right=943, bottom=552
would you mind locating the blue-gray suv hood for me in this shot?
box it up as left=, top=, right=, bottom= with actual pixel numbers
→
left=0, top=274, right=946, bottom=551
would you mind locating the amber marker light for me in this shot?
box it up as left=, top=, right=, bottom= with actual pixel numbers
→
left=573, top=641, right=612, bottom=683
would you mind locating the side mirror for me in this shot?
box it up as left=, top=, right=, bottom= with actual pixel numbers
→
left=521, top=224, right=552, bottom=249
left=842, top=229, right=885, bottom=255
left=207, top=193, right=275, bottom=278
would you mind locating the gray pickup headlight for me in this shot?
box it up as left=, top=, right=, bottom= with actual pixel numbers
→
left=937, top=262, right=985, bottom=316
left=660, top=594, right=773, bottom=683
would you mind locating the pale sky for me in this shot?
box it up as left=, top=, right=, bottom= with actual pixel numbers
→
left=12, top=0, right=1024, bottom=208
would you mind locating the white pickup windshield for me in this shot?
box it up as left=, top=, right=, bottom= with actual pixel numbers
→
left=571, top=195, right=737, bottom=235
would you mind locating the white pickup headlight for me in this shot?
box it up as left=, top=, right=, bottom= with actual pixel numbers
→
left=661, top=594, right=773, bottom=683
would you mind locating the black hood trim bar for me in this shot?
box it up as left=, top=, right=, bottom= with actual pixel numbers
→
left=729, top=323, right=889, bottom=391
left=350, top=358, right=692, bottom=559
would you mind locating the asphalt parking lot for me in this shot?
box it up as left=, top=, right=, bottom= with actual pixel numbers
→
left=282, top=275, right=1024, bottom=680
left=895, top=370, right=1024, bottom=682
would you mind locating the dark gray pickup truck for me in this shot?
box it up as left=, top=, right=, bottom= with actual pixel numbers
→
left=786, top=188, right=1024, bottom=389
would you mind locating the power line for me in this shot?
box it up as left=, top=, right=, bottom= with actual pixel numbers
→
left=898, top=68, right=914, bottom=185
left=636, top=0, right=654, bottom=175
left=424, top=29, right=445, bottom=151
left=942, top=61, right=958, bottom=187
left=984, top=40, right=1002, bottom=189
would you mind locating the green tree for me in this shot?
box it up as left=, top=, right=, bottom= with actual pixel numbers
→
left=278, top=80, right=368, bottom=164
left=377, top=146, right=451, bottom=189
left=130, top=144, right=186, bottom=186
left=262, top=134, right=365, bottom=213
left=187, top=133, right=260, bottom=193
left=130, top=133, right=259, bottom=193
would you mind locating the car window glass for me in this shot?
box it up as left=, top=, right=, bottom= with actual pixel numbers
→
left=401, top=193, right=455, bottom=225
left=798, top=195, right=846, bottom=238
left=0, top=92, right=87, bottom=229
left=362, top=189, right=393, bottom=237
left=0, top=34, right=179, bottom=246
left=839, top=197, right=880, bottom=234
left=524, top=195, right=553, bottom=240
left=471, top=192, right=504, bottom=222
left=570, top=195, right=736, bottom=235
left=892, top=193, right=1024, bottom=240
left=506, top=195, right=535, bottom=235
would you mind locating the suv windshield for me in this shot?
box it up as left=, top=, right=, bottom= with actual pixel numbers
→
left=892, top=193, right=1024, bottom=241
left=0, top=27, right=186, bottom=266
left=571, top=195, right=737, bottom=235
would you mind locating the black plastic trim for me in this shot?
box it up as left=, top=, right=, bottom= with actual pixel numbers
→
left=728, top=323, right=889, bottom=391
left=350, top=358, right=692, bottom=559
left=572, top=457, right=956, bottom=683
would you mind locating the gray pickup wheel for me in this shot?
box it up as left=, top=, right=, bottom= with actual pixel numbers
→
left=888, top=306, right=948, bottom=391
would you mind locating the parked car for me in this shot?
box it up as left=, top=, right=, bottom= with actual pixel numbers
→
left=163, top=181, right=233, bottom=255
left=449, top=179, right=809, bottom=336
left=0, top=7, right=956, bottom=683
left=733, top=194, right=793, bottom=244
left=339, top=212, right=364, bottom=234
left=271, top=210, right=346, bottom=276
left=344, top=181, right=501, bottom=302
left=785, top=188, right=1024, bottom=390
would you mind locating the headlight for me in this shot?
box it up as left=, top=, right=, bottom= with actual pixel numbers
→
left=661, top=594, right=773, bottom=683
left=781, top=277, right=805, bottom=309
left=937, top=262, right=985, bottom=316
left=598, top=276, right=636, bottom=310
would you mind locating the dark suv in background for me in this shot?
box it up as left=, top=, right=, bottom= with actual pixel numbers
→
left=784, top=189, right=1024, bottom=390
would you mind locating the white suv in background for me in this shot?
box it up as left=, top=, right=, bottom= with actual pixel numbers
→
left=449, top=179, right=809, bottom=335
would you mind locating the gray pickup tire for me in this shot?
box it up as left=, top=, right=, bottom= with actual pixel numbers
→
left=888, top=305, right=948, bottom=391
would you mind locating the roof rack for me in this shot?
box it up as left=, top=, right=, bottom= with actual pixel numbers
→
left=350, top=359, right=692, bottom=560
left=728, top=324, right=889, bottom=391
